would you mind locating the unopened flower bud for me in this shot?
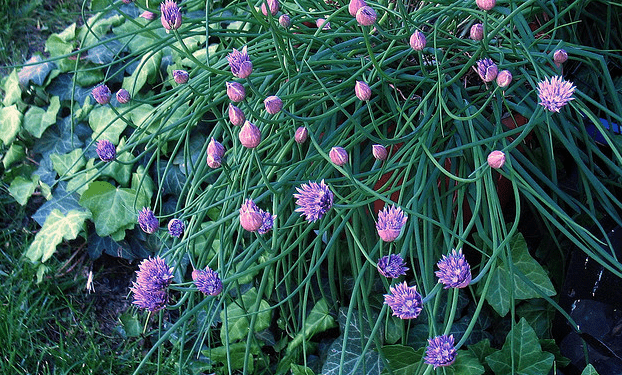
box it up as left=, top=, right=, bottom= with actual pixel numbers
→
left=372, top=144, right=388, bottom=161
left=161, top=0, right=182, bottom=31
left=239, top=121, right=261, bottom=148
left=207, top=137, right=225, bottom=158
left=409, top=30, right=426, bottom=51
left=355, top=80, right=371, bottom=101
left=228, top=103, right=245, bottom=126
left=349, top=0, right=367, bottom=17
left=116, top=89, right=131, bottom=104
left=226, top=81, right=246, bottom=102
left=261, top=0, right=279, bottom=16
left=330, top=146, right=349, bottom=166
left=295, top=127, right=308, bottom=144
left=496, top=70, right=512, bottom=88
left=122, top=0, right=134, bottom=3
left=206, top=153, right=222, bottom=168
left=167, top=218, right=184, bottom=238
left=240, top=199, right=263, bottom=232
left=554, top=49, right=568, bottom=66
left=476, top=0, right=496, bottom=11
left=92, top=84, right=111, bottom=105
left=227, top=46, right=253, bottom=79
left=279, top=14, right=291, bottom=28
left=487, top=150, right=505, bottom=169
left=173, top=69, right=189, bottom=84
left=476, top=58, right=498, bottom=82
left=264, top=95, right=283, bottom=114
left=140, top=11, right=156, bottom=20
left=96, top=139, right=116, bottom=162
left=317, top=18, right=330, bottom=30
left=470, top=23, right=484, bottom=41
left=356, top=6, right=376, bottom=26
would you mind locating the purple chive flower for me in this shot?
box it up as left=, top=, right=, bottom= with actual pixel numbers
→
left=226, top=81, right=246, bottom=102
left=261, top=0, right=279, bottom=16
left=476, top=0, right=496, bottom=11
left=92, top=84, right=111, bottom=105
left=227, top=46, right=253, bottom=79
left=294, top=180, right=334, bottom=222
left=96, top=139, right=116, bottom=162
left=537, top=76, right=575, bottom=112
left=356, top=6, right=376, bottom=26
left=470, top=23, right=484, bottom=41
left=138, top=207, right=159, bottom=234
left=207, top=137, right=225, bottom=158
left=355, top=80, right=371, bottom=101
left=160, top=0, right=182, bottom=31
left=228, top=103, right=245, bottom=126
left=173, top=69, right=189, bottom=84
left=376, top=205, right=408, bottom=242
left=496, top=70, right=512, bottom=88
left=424, top=335, right=457, bottom=368
left=264, top=95, right=283, bottom=114
left=435, top=249, right=472, bottom=288
left=140, top=11, right=156, bottom=20
left=349, top=0, right=367, bottom=17
left=279, top=14, right=291, bottom=28
left=377, top=254, right=409, bottom=278
left=258, top=209, right=276, bottom=235
left=372, top=144, right=388, bottom=161
left=476, top=58, right=498, bottom=82
left=316, top=18, right=330, bottom=30
left=383, top=281, right=423, bottom=319
left=207, top=153, right=222, bottom=168
left=330, top=146, right=349, bottom=167
left=554, top=49, right=568, bottom=66
left=409, top=30, right=426, bottom=51
left=130, top=256, right=174, bottom=311
left=239, top=121, right=261, bottom=148
left=116, top=89, right=131, bottom=104
left=239, top=198, right=263, bottom=232
left=192, top=266, right=223, bottom=296
left=295, top=126, right=308, bottom=144
left=167, top=218, right=184, bottom=238
left=122, top=0, right=134, bottom=3
left=487, top=150, right=505, bottom=169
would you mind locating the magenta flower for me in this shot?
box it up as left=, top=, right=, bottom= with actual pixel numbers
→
left=356, top=6, right=376, bottom=26
left=295, top=126, right=308, bottom=144
left=239, top=121, right=261, bottom=148
left=261, top=0, right=279, bottom=16
left=424, top=335, right=457, bottom=368
left=476, top=0, right=496, bottom=11
left=207, top=137, right=225, bottom=158
left=349, top=0, right=367, bottom=16
left=192, top=266, right=223, bottom=296
left=487, top=150, right=505, bottom=169
left=470, top=23, right=484, bottom=41
left=239, top=199, right=263, bottom=232
left=173, top=69, right=189, bottom=84
left=496, top=70, right=512, bottom=88
left=160, top=0, right=182, bottom=31
left=372, top=144, right=388, bottom=161
left=294, top=180, right=334, bottom=222
left=116, top=89, right=131, bottom=104
left=207, top=154, right=222, bottom=168
left=377, top=254, right=409, bottom=278
left=167, top=218, right=184, bottom=238
left=355, top=80, right=371, bottom=101
left=376, top=205, right=408, bottom=242
left=537, top=75, right=575, bottom=112
left=92, top=84, right=111, bottom=105
left=96, top=139, right=116, bottom=162
left=554, top=49, right=568, bottom=66
left=409, top=30, right=426, bottom=51
left=258, top=209, right=276, bottom=235
left=226, top=81, right=246, bottom=102
left=140, top=11, right=156, bottom=20
left=383, top=281, right=423, bottom=319
left=279, top=14, right=291, bottom=28
left=227, top=46, right=253, bottom=79
left=228, top=103, right=245, bottom=126
left=138, top=207, right=159, bottom=234
left=330, top=146, right=349, bottom=167
left=435, top=249, right=472, bottom=288
left=130, top=256, right=174, bottom=311
left=264, top=95, right=283, bottom=114
left=316, top=18, right=330, bottom=30
left=476, top=58, right=498, bottom=82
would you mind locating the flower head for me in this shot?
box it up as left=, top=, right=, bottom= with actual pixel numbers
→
left=294, top=180, right=334, bottom=222
left=239, top=121, right=261, bottom=148
left=173, top=69, right=189, bottom=84
left=476, top=0, right=496, bottom=11
left=424, top=335, right=457, bottom=368
left=355, top=80, right=371, bottom=101
left=330, top=146, right=349, bottom=167
left=435, top=249, right=472, bottom=288
left=487, top=150, right=505, bottom=169
left=476, top=58, right=498, bottom=82
left=264, top=95, right=283, bottom=114
left=160, top=0, right=182, bottom=31
left=372, top=144, right=388, bottom=161
left=96, top=139, right=116, bottom=162
left=537, top=76, right=575, bottom=112
left=349, top=0, right=367, bottom=17
left=258, top=209, right=276, bottom=235
left=356, top=6, right=376, bottom=26
left=116, top=89, right=131, bottom=104
left=228, top=103, right=245, bottom=126
left=409, top=30, right=426, bottom=51
left=207, top=137, right=225, bottom=158
left=470, top=23, right=484, bottom=41
left=227, top=46, right=253, bottom=79
left=192, top=266, right=223, bottom=296
left=207, top=154, right=222, bottom=168
left=138, top=207, right=159, bottom=234
left=261, top=0, right=279, bottom=16
left=131, top=287, right=168, bottom=311
left=279, top=14, right=291, bottom=28
left=130, top=256, right=174, bottom=311
left=554, top=49, right=568, bottom=66
left=295, top=126, right=308, bottom=144
left=226, top=81, right=246, bottom=102
left=376, top=205, right=408, bottom=242
left=92, top=84, right=111, bottom=105
left=167, top=218, right=184, bottom=238
left=239, top=198, right=263, bottom=232
left=496, top=70, right=512, bottom=88
left=384, top=281, right=423, bottom=319
left=377, top=254, right=409, bottom=278
left=316, top=18, right=330, bottom=30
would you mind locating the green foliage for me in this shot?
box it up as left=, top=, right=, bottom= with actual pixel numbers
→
left=0, top=105, right=22, bottom=146
left=220, top=287, right=272, bottom=343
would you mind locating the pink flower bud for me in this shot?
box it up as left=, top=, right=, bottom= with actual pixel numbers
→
left=487, top=150, right=505, bottom=169
left=207, top=137, right=225, bottom=158
left=553, top=49, right=568, bottom=66
left=409, top=30, right=426, bottom=51
left=92, top=84, right=111, bottom=105
left=239, top=121, right=261, bottom=148
left=356, top=6, right=376, bottom=26
left=240, top=199, right=263, bottom=232
left=496, top=70, right=512, bottom=88
left=317, top=18, right=330, bottom=30
left=116, top=89, right=131, bottom=104
left=279, top=14, right=291, bottom=28
left=206, top=153, right=222, bottom=168
left=261, top=0, right=279, bottom=16
left=264, top=95, right=283, bottom=114
left=226, top=81, right=246, bottom=102
left=349, top=0, right=367, bottom=17
left=372, top=144, right=387, bottom=161
left=161, top=0, right=182, bottom=31
left=173, top=69, right=189, bottom=84
left=140, top=11, right=156, bottom=20
left=295, top=126, right=308, bottom=144
left=355, top=80, right=371, bottom=101
left=470, top=23, right=484, bottom=41
left=228, top=103, right=245, bottom=126
left=476, top=0, right=496, bottom=11
left=330, top=147, right=348, bottom=166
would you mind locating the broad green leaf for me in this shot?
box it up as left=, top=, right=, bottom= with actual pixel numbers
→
left=112, top=18, right=166, bottom=55
left=79, top=181, right=149, bottom=237
left=18, top=55, right=54, bottom=86
left=9, top=175, right=39, bottom=206
left=444, top=351, right=485, bottom=375
left=2, top=142, right=25, bottom=169
left=26, top=209, right=91, bottom=263
left=75, top=68, right=105, bottom=87
left=67, top=159, right=97, bottom=194
left=2, top=70, right=21, bottom=106
left=119, top=312, right=142, bottom=338
left=0, top=105, right=23, bottom=146
left=51, top=149, right=86, bottom=176
left=290, top=364, right=316, bottom=375
left=381, top=345, right=420, bottom=375
left=205, top=342, right=261, bottom=372
left=132, top=165, right=155, bottom=204
left=581, top=364, right=600, bottom=375
left=221, top=287, right=272, bottom=343
left=45, top=23, right=76, bottom=58
left=486, top=318, right=554, bottom=375
left=467, top=339, right=496, bottom=365
left=24, top=96, right=60, bottom=138
left=101, top=138, right=133, bottom=185
left=122, top=50, right=163, bottom=96
left=78, top=13, right=124, bottom=49
left=287, top=298, right=337, bottom=354
left=89, top=105, right=128, bottom=145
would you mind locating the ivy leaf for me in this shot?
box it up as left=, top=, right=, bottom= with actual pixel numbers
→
left=132, top=165, right=155, bottom=204
left=220, top=287, right=272, bottom=343
left=444, top=351, right=485, bottom=375
left=85, top=36, right=125, bottom=65
left=9, top=175, right=39, bottom=206
left=18, top=55, right=55, bottom=87
left=290, top=364, right=316, bottom=375
left=78, top=14, right=124, bottom=50
left=89, top=105, right=127, bottom=145
left=67, top=159, right=97, bottom=194
left=47, top=74, right=92, bottom=105
left=381, top=345, right=421, bottom=375
left=159, top=162, right=187, bottom=197
left=485, top=318, right=554, bottom=375
left=2, top=142, right=26, bottom=169
left=467, top=339, right=496, bottom=367
left=119, top=312, right=142, bottom=338
left=45, top=23, right=76, bottom=58
left=286, top=298, right=337, bottom=355
left=32, top=182, right=86, bottom=226
left=100, top=138, right=133, bottom=185
left=581, top=364, right=600, bottom=375
left=25, top=209, right=91, bottom=263
left=32, top=156, right=57, bottom=186
left=0, top=105, right=23, bottom=146
left=122, top=50, right=162, bottom=96
left=2, top=70, right=21, bottom=106
left=51, top=148, right=86, bottom=176
left=33, top=116, right=83, bottom=158
left=24, top=96, right=61, bottom=138
left=79, top=181, right=149, bottom=238
left=205, top=342, right=261, bottom=372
